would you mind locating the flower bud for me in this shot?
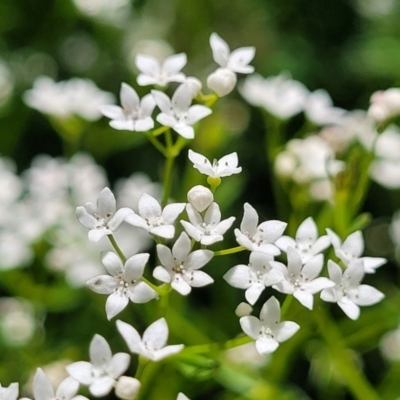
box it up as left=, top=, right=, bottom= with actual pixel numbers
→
left=115, top=376, right=141, bottom=400
left=235, top=302, right=253, bottom=317
left=187, top=185, right=213, bottom=212
left=207, top=68, right=237, bottom=97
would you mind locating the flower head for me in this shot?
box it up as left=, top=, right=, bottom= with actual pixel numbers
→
left=99, top=83, right=155, bottom=131
left=240, top=296, right=300, bottom=355
left=116, top=318, right=184, bottom=361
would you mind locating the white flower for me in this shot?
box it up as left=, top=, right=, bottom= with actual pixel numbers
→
left=275, top=217, right=330, bottom=263
left=66, top=334, right=130, bottom=397
left=152, top=85, right=212, bottom=139
left=223, top=251, right=283, bottom=305
left=116, top=318, right=184, bottom=361
left=240, top=73, right=309, bottom=120
left=76, top=187, right=134, bottom=243
left=187, top=185, right=213, bottom=212
left=29, top=369, right=87, bottom=400
left=320, top=260, right=385, bottom=320
left=99, top=83, right=155, bottom=131
left=124, top=193, right=185, bottom=239
left=115, top=377, right=141, bottom=400
left=0, top=383, right=18, bottom=400
left=153, top=232, right=214, bottom=295
left=240, top=296, right=300, bottom=355
left=304, top=89, right=346, bottom=126
left=136, top=53, right=187, bottom=87
left=176, top=394, right=190, bottom=400
left=181, top=202, right=235, bottom=245
left=234, top=203, right=287, bottom=255
left=207, top=68, right=237, bottom=97
left=368, top=88, right=400, bottom=123
left=86, top=251, right=158, bottom=320
left=327, top=229, right=386, bottom=273
left=271, top=247, right=334, bottom=310
left=209, top=33, right=255, bottom=74
left=188, top=150, right=242, bottom=178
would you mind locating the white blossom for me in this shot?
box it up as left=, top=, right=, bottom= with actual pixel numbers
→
left=153, top=232, right=214, bottom=295
left=86, top=251, right=157, bottom=320
left=124, top=193, right=185, bottom=239
left=99, top=83, right=155, bottom=131
left=240, top=296, right=300, bottom=355
left=66, top=334, right=130, bottom=397
left=152, top=84, right=211, bottom=139
left=136, top=53, right=187, bottom=86
left=368, top=88, right=400, bottom=123
left=115, top=377, right=141, bottom=400
left=275, top=217, right=331, bottom=263
left=271, top=247, right=334, bottom=310
left=188, top=150, right=242, bottom=178
left=207, top=68, right=237, bottom=97
left=327, top=229, right=386, bottom=273
left=76, top=187, right=134, bottom=243
left=223, top=251, right=283, bottom=305
left=320, top=260, right=384, bottom=320
left=116, top=318, right=184, bottom=361
left=187, top=185, right=214, bottom=213
left=181, top=202, right=235, bottom=245
left=0, top=383, right=18, bottom=400
left=234, top=203, right=286, bottom=255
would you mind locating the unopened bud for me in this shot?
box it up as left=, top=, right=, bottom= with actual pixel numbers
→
left=235, top=302, right=253, bottom=317
left=187, top=185, right=213, bottom=212
left=207, top=68, right=237, bottom=97
left=115, top=376, right=141, bottom=400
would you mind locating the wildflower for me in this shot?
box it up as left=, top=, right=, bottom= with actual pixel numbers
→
left=99, top=83, right=155, bottom=131
left=86, top=251, right=158, bottom=320
left=207, top=68, right=237, bottom=97
left=320, top=260, right=384, bottom=320
left=240, top=296, right=300, bottom=355
left=66, top=334, right=130, bottom=396
left=153, top=232, right=214, bottom=295
left=116, top=318, right=184, bottom=361
left=368, top=88, right=400, bottom=123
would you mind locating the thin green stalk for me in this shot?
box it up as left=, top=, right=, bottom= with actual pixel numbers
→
left=145, top=131, right=167, bottom=156
left=183, top=334, right=251, bottom=354
left=214, top=246, right=246, bottom=256
left=108, top=235, right=126, bottom=262
left=161, top=129, right=176, bottom=207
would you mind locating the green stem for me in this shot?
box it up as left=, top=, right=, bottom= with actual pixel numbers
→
left=145, top=131, right=167, bottom=156
left=135, top=356, right=149, bottom=380
left=108, top=235, right=126, bottom=262
left=157, top=284, right=171, bottom=318
left=280, top=295, right=293, bottom=319
left=183, top=334, right=252, bottom=354
left=313, top=305, right=381, bottom=400
left=214, top=246, right=246, bottom=256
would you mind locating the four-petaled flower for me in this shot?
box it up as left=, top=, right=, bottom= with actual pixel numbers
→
left=125, top=193, right=185, bottom=239
left=327, top=229, right=386, bottom=273
left=152, top=84, right=212, bottom=139
left=99, top=83, right=156, bottom=132
left=223, top=251, right=283, bottom=305
left=240, top=296, right=300, bottom=355
left=66, top=334, right=130, bottom=397
left=275, top=216, right=330, bottom=263
left=86, top=251, right=158, bottom=320
left=320, top=260, right=385, bottom=320
left=271, top=247, right=334, bottom=310
left=136, top=53, right=187, bottom=87
left=234, top=203, right=287, bottom=255
left=153, top=232, right=214, bottom=295
left=76, top=187, right=134, bottom=243
left=181, top=202, right=235, bottom=245
left=116, top=318, right=184, bottom=361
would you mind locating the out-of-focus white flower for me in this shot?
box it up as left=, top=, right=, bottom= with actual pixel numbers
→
left=380, top=326, right=400, bottom=361
left=240, top=73, right=309, bottom=120
left=99, top=83, right=155, bottom=131
left=176, top=394, right=190, bottom=400
left=390, top=210, right=400, bottom=262
left=240, top=296, right=300, bottom=355
left=66, top=334, right=130, bottom=397
left=23, top=76, right=114, bottom=121
left=209, top=33, right=255, bottom=74
left=136, top=53, right=187, bottom=86
left=0, top=383, right=18, bottom=400
left=115, top=377, right=141, bottom=400
left=116, top=318, right=184, bottom=361
left=86, top=251, right=158, bottom=320
left=181, top=202, right=235, bottom=245
left=368, top=88, right=400, bottom=123
left=76, top=187, right=134, bottom=243
left=271, top=247, right=334, bottom=310
left=234, top=203, right=286, bottom=255
left=188, top=150, right=242, bottom=178
left=275, top=217, right=330, bottom=263
left=304, top=89, right=346, bottom=126
left=152, top=84, right=212, bottom=139
left=125, top=193, right=185, bottom=239
left=187, top=185, right=214, bottom=213
left=327, top=229, right=386, bottom=273
left=235, top=302, right=253, bottom=317
left=370, top=125, right=400, bottom=189
left=183, top=77, right=202, bottom=98
left=320, top=260, right=384, bottom=320
left=207, top=68, right=237, bottom=97
left=224, top=251, right=283, bottom=305
left=153, top=232, right=214, bottom=295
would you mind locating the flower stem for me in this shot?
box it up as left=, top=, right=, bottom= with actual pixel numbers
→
left=183, top=334, right=252, bottom=354
left=145, top=131, right=167, bottom=156
left=214, top=246, right=246, bottom=256
left=108, top=235, right=126, bottom=262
